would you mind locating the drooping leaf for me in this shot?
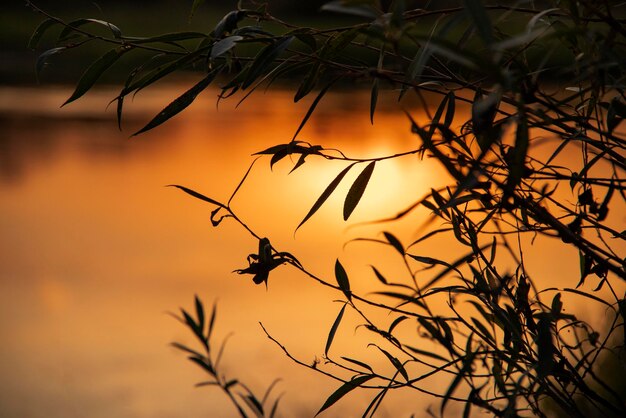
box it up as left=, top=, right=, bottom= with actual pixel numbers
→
left=211, top=35, right=243, bottom=58
left=194, top=295, right=205, bottom=335
left=471, top=317, right=494, bottom=342
left=126, top=49, right=206, bottom=96
left=343, top=161, right=376, bottom=221
left=294, top=62, right=321, bottom=102
left=133, top=69, right=219, bottom=135
left=340, top=356, right=373, bottom=373
left=167, top=184, right=223, bottom=207
left=335, top=259, right=352, bottom=300
left=388, top=315, right=408, bottom=334
left=242, top=36, right=293, bottom=89
left=212, top=10, right=245, bottom=38
left=325, top=304, right=346, bottom=356
left=370, top=77, right=379, bottom=124
left=241, top=394, right=264, bottom=416
left=324, top=26, right=363, bottom=58
left=296, top=163, right=355, bottom=231
left=269, top=394, right=283, bottom=418
left=370, top=265, right=388, bottom=284
left=376, top=346, right=409, bottom=381
left=443, top=91, right=456, bottom=128
left=404, top=344, right=448, bottom=362
left=207, top=300, right=217, bottom=341
left=292, top=76, right=340, bottom=140
left=63, top=47, right=128, bottom=106
left=28, top=18, right=60, bottom=49
left=127, top=32, right=208, bottom=45
left=370, top=45, right=383, bottom=123
left=383, top=232, right=404, bottom=255
left=315, top=374, right=374, bottom=416
left=58, top=18, right=122, bottom=41
left=35, top=47, right=67, bottom=80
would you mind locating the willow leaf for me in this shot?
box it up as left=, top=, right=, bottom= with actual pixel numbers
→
left=59, top=18, right=122, bottom=41
left=335, top=259, right=351, bottom=300
left=315, top=375, right=374, bottom=416
left=325, top=304, right=346, bottom=356
left=296, top=163, right=355, bottom=231
left=343, top=161, right=376, bottom=221
left=63, top=47, right=127, bottom=106
left=133, top=70, right=218, bottom=135
left=28, top=18, right=59, bottom=49
left=211, top=35, right=243, bottom=58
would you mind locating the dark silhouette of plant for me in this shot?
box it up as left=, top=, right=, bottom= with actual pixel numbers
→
left=172, top=297, right=283, bottom=417
left=29, top=0, right=626, bottom=416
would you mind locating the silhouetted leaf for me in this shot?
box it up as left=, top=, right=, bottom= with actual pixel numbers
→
left=383, top=232, right=404, bottom=255
left=343, top=161, right=376, bottom=221
left=370, top=265, right=388, bottom=284
left=211, top=35, right=243, bottom=58
left=59, top=18, right=122, bottom=41
left=28, top=18, right=59, bottom=49
left=127, top=50, right=205, bottom=95
left=315, top=375, right=374, bottom=416
left=296, top=163, right=355, bottom=231
left=36, top=47, right=67, bottom=79
left=207, top=300, right=217, bottom=340
left=269, top=394, right=283, bottom=418
left=325, top=304, right=346, bottom=356
left=127, top=32, right=208, bottom=44
left=170, top=342, right=202, bottom=357
left=188, top=356, right=215, bottom=374
left=134, top=69, right=219, bottom=135
left=404, top=345, right=447, bottom=362
left=551, top=293, right=562, bottom=316
left=293, top=76, right=340, bottom=140
left=370, top=78, right=379, bottom=124
left=241, top=394, right=264, bottom=416
left=335, top=259, right=351, bottom=300
left=294, top=62, right=320, bottom=102
left=211, top=10, right=243, bottom=38
left=388, top=315, right=408, bottom=334
left=63, top=47, right=127, bottom=106
left=471, top=317, right=493, bottom=342
left=242, top=36, right=293, bottom=89
left=340, top=356, right=373, bottom=373
left=376, top=346, right=408, bottom=381
left=444, top=91, right=455, bottom=128
left=194, top=295, right=205, bottom=334
left=167, top=184, right=223, bottom=207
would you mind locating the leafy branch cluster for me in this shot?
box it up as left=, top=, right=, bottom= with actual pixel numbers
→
left=29, top=0, right=626, bottom=417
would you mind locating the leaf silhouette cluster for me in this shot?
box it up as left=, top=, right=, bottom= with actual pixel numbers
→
left=30, top=0, right=626, bottom=417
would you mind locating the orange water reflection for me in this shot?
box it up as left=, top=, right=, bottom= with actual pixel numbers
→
left=0, top=86, right=623, bottom=417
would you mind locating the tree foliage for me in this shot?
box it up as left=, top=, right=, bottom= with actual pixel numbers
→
left=29, top=0, right=626, bottom=416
